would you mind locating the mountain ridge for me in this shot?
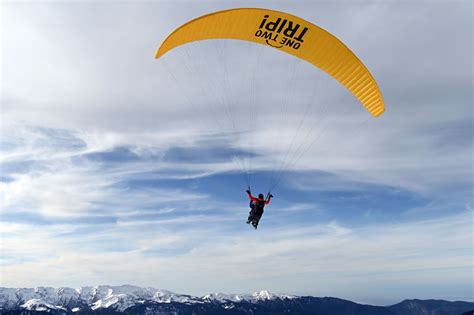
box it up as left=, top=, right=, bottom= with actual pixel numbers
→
left=0, top=285, right=472, bottom=315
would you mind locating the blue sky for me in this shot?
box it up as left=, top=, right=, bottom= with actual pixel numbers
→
left=1, top=0, right=472, bottom=306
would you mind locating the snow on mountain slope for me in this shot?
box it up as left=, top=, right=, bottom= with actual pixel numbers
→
left=0, top=285, right=292, bottom=312
left=202, top=290, right=296, bottom=303
left=252, top=289, right=296, bottom=301
left=202, top=292, right=247, bottom=303
left=2, top=287, right=472, bottom=315
left=21, top=299, right=67, bottom=312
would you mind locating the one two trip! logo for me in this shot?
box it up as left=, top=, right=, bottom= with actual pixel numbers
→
left=255, top=14, right=309, bottom=50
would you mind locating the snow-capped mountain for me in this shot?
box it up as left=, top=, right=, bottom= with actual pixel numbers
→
left=0, top=285, right=294, bottom=313
left=0, top=285, right=472, bottom=315
left=201, top=289, right=294, bottom=303
left=1, top=286, right=192, bottom=311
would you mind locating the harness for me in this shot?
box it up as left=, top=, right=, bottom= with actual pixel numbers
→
left=254, top=199, right=265, bottom=214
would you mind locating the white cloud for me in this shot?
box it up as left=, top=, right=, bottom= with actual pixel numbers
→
left=1, top=209, right=471, bottom=304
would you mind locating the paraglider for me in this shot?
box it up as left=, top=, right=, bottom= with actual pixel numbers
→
left=155, top=8, right=385, bottom=229
left=246, top=189, right=273, bottom=229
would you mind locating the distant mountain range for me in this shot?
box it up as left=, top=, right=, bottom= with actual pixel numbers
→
left=0, top=285, right=472, bottom=315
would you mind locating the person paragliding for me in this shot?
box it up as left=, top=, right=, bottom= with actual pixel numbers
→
left=246, top=188, right=273, bottom=229
left=155, top=8, right=385, bottom=228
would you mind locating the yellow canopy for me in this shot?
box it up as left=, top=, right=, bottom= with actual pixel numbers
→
left=156, top=8, right=384, bottom=117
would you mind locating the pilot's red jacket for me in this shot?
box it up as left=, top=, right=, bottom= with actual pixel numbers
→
left=247, top=192, right=271, bottom=205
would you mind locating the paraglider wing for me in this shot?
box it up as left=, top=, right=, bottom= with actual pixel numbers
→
left=155, top=8, right=385, bottom=117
